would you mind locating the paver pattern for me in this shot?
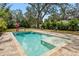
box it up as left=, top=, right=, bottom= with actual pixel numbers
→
left=0, top=30, right=79, bottom=56
left=0, top=32, right=23, bottom=56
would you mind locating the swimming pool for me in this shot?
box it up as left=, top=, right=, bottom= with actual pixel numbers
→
left=13, top=32, right=56, bottom=56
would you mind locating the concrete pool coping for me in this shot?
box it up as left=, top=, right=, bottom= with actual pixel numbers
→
left=10, top=31, right=72, bottom=56
left=10, top=32, right=26, bottom=56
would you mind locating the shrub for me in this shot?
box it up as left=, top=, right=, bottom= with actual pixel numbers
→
left=69, top=19, right=79, bottom=31
left=7, top=20, right=16, bottom=28
left=20, top=19, right=30, bottom=28
left=41, top=23, right=46, bottom=29
left=56, top=21, right=69, bottom=30
left=42, top=19, right=79, bottom=31
left=41, top=21, right=50, bottom=29
left=51, top=21, right=57, bottom=29
left=42, top=20, right=69, bottom=30
left=56, top=21, right=63, bottom=30
left=0, top=18, right=7, bottom=32
left=62, top=21, right=69, bottom=30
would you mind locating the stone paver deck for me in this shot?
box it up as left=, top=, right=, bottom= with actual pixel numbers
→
left=50, top=34, right=79, bottom=56
left=0, top=32, right=25, bottom=56
left=0, top=30, right=79, bottom=56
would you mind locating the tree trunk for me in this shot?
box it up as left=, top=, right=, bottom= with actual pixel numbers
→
left=36, top=19, right=40, bottom=28
left=37, top=23, right=39, bottom=28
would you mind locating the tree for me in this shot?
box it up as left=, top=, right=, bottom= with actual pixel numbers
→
left=0, top=3, right=12, bottom=21
left=0, top=3, right=12, bottom=30
left=45, top=3, right=73, bottom=21
left=11, top=9, right=30, bottom=28
left=56, top=3, right=71, bottom=20
left=48, top=5, right=61, bottom=21
left=24, top=7, right=37, bottom=28
left=73, top=3, right=79, bottom=18
left=25, top=3, right=53, bottom=28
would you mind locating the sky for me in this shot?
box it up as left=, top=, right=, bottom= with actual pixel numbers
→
left=9, top=3, right=28, bottom=14
left=9, top=3, right=49, bottom=19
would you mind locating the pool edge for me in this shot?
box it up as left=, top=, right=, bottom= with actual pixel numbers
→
left=10, top=32, right=26, bottom=56
left=10, top=31, right=71, bottom=56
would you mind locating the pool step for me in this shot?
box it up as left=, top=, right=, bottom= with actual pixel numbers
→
left=42, top=38, right=67, bottom=47
left=41, top=40, right=56, bottom=49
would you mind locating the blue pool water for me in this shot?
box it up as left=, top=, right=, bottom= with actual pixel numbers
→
left=13, top=32, right=55, bottom=56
